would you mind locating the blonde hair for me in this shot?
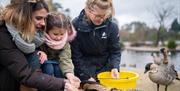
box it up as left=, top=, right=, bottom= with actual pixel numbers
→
left=0, top=7, right=3, bottom=21
left=3, top=0, right=48, bottom=43
left=4, top=4, right=35, bottom=42
left=85, top=0, right=115, bottom=16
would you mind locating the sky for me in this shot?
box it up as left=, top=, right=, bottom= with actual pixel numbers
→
left=0, top=0, right=179, bottom=28
left=54, top=0, right=180, bottom=28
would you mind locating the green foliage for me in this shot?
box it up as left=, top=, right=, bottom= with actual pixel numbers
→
left=170, top=18, right=180, bottom=32
left=119, top=21, right=180, bottom=44
left=119, top=41, right=124, bottom=49
left=167, top=31, right=180, bottom=40
left=167, top=39, right=177, bottom=49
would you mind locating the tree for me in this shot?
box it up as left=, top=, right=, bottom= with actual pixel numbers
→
left=150, top=1, right=174, bottom=46
left=10, top=0, right=17, bottom=4
left=120, top=21, right=155, bottom=43
left=52, top=2, right=63, bottom=12
left=45, top=0, right=63, bottom=12
left=45, top=0, right=71, bottom=17
left=170, top=18, right=180, bottom=32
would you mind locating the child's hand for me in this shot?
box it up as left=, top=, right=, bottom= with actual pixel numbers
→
left=66, top=73, right=81, bottom=88
left=111, top=68, right=119, bottom=79
left=37, top=51, right=47, bottom=64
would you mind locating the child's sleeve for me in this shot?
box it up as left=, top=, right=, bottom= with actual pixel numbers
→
left=58, top=43, right=74, bottom=76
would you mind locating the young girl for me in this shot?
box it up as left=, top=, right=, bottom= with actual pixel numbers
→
left=39, top=12, right=80, bottom=88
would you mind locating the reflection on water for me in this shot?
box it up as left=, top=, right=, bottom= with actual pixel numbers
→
left=121, top=50, right=180, bottom=71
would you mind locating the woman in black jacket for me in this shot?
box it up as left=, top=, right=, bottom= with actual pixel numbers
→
left=0, top=0, right=77, bottom=91
left=71, top=0, right=121, bottom=82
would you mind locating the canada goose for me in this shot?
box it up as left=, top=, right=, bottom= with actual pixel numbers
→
left=151, top=52, right=162, bottom=65
left=160, top=48, right=169, bottom=64
left=151, top=48, right=171, bottom=65
left=144, top=48, right=180, bottom=91
left=160, top=48, right=180, bottom=81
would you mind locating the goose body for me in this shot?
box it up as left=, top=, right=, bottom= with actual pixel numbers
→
left=148, top=64, right=174, bottom=86
left=145, top=48, right=180, bottom=91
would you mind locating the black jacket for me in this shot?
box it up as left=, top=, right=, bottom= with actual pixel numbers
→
left=0, top=22, right=65, bottom=91
left=71, top=10, right=121, bottom=81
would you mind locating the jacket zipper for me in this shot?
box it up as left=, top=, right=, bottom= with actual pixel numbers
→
left=93, top=25, right=106, bottom=37
left=93, top=30, right=95, bottom=36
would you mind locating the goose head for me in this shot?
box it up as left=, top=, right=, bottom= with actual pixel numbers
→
left=160, top=48, right=170, bottom=64
left=144, top=63, right=158, bottom=73
left=144, top=63, right=153, bottom=73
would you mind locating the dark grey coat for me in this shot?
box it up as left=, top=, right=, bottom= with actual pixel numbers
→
left=0, top=22, right=65, bottom=91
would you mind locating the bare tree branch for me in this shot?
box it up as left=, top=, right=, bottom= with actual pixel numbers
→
left=149, top=1, right=175, bottom=46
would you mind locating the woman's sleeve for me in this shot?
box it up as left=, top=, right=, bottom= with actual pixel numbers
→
left=0, top=31, right=65, bottom=91
left=108, top=22, right=121, bottom=70
left=70, top=18, right=91, bottom=80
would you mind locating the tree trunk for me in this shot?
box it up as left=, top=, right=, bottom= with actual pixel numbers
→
left=155, top=29, right=160, bottom=46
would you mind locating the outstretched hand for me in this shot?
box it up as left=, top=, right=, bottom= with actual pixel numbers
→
left=111, top=68, right=119, bottom=79
left=64, top=80, right=79, bottom=91
left=66, top=73, right=81, bottom=88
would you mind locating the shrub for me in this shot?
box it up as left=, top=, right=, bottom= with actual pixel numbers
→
left=167, top=39, right=177, bottom=49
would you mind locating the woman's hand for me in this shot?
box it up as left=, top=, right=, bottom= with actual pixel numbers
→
left=111, top=68, right=119, bottom=79
left=66, top=73, right=81, bottom=88
left=64, top=80, right=79, bottom=91
left=37, top=51, right=47, bottom=64
left=88, top=77, right=96, bottom=82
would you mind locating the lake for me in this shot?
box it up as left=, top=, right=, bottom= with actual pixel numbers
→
left=120, top=50, right=180, bottom=71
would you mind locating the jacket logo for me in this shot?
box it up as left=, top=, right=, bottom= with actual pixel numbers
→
left=101, top=32, right=107, bottom=39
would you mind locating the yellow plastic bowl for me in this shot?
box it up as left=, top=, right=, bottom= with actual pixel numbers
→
left=97, top=71, right=139, bottom=90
